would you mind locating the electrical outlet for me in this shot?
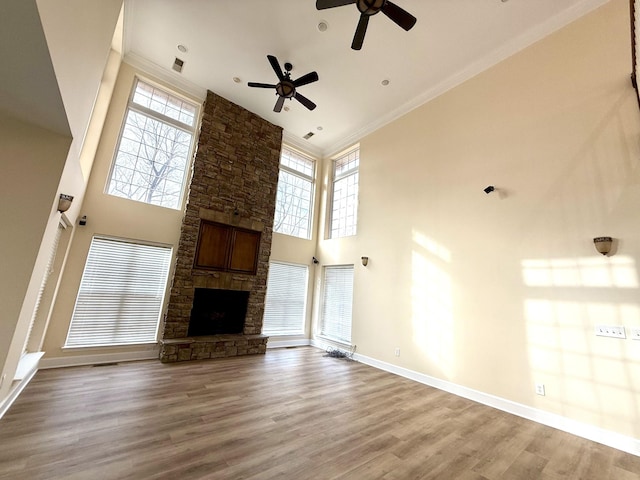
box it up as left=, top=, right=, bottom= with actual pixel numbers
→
left=535, top=383, right=545, bottom=396
left=594, top=325, right=626, bottom=339
left=630, top=328, right=640, bottom=340
left=394, top=347, right=400, bottom=357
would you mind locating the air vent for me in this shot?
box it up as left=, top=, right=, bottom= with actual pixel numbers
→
left=172, top=57, right=184, bottom=73
left=303, top=131, right=315, bottom=140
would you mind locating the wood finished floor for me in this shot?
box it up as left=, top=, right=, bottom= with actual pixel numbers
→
left=0, top=347, right=638, bottom=480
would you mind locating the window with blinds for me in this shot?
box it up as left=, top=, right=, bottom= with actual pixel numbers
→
left=319, top=265, right=354, bottom=344
left=65, top=237, right=172, bottom=347
left=262, top=262, right=308, bottom=336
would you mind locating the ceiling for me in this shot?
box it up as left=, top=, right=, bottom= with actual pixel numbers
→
left=123, top=0, right=607, bottom=157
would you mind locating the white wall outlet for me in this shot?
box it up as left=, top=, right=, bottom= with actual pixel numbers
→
left=594, top=325, right=626, bottom=339
left=630, top=328, right=640, bottom=340
left=535, top=383, right=545, bottom=396
left=394, top=347, right=400, bottom=357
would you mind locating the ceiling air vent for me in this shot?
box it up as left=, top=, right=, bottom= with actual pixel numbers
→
left=303, top=131, right=314, bottom=140
left=172, top=57, right=184, bottom=73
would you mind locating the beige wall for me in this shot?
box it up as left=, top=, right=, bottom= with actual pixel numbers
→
left=315, top=0, right=640, bottom=438
left=42, top=63, right=204, bottom=359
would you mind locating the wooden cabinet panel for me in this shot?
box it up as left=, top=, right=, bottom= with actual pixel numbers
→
left=194, top=220, right=260, bottom=274
left=229, top=229, right=260, bottom=274
left=194, top=222, right=231, bottom=270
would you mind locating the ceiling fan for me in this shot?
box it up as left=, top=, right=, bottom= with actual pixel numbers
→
left=316, top=0, right=417, bottom=50
left=248, top=55, right=319, bottom=113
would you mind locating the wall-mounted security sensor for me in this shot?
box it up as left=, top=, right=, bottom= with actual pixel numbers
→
left=484, top=186, right=495, bottom=194
left=312, top=256, right=319, bottom=264
left=79, top=215, right=87, bottom=226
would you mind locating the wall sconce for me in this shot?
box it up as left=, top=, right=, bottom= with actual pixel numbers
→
left=593, top=237, right=613, bottom=256
left=361, top=256, right=369, bottom=267
left=57, top=194, right=74, bottom=213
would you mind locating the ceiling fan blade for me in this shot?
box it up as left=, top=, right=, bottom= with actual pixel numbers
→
left=248, top=82, right=276, bottom=89
left=293, top=71, right=319, bottom=88
left=274, top=95, right=285, bottom=113
left=316, top=0, right=356, bottom=10
left=294, top=92, right=317, bottom=111
left=351, top=14, right=369, bottom=50
left=381, top=1, right=417, bottom=31
left=267, top=55, right=285, bottom=81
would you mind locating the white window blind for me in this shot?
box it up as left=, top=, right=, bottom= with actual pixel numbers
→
left=65, top=237, right=172, bottom=347
left=262, top=262, right=308, bottom=335
left=320, top=265, right=354, bottom=344
left=23, top=222, right=63, bottom=353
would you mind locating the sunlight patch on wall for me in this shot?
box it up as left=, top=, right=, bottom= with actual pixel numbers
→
left=522, top=256, right=638, bottom=288
left=523, top=256, right=640, bottom=436
left=411, top=231, right=454, bottom=379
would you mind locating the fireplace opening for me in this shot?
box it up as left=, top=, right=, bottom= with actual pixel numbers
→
left=188, top=288, right=249, bottom=336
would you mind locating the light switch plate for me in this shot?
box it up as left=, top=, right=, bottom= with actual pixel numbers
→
left=595, top=325, right=626, bottom=339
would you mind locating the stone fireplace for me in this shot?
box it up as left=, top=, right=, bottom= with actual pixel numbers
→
left=159, top=91, right=282, bottom=363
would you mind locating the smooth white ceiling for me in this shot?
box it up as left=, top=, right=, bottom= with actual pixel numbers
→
left=123, top=0, right=608, bottom=156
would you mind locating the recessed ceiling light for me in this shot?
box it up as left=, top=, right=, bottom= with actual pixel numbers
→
left=318, top=21, right=328, bottom=32
left=233, top=77, right=241, bottom=83
left=177, top=44, right=188, bottom=53
left=381, top=79, right=390, bottom=86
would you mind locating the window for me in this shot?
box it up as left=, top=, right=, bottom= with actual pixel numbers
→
left=330, top=147, right=359, bottom=238
left=65, top=237, right=172, bottom=347
left=319, top=265, right=354, bottom=344
left=262, top=262, right=308, bottom=336
left=106, top=79, right=198, bottom=209
left=273, top=147, right=315, bottom=239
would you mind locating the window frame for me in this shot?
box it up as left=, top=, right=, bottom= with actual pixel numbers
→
left=105, top=77, right=200, bottom=210
left=273, top=146, right=316, bottom=240
left=328, top=146, right=360, bottom=239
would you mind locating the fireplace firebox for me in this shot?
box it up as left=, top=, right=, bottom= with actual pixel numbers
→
left=188, top=288, right=250, bottom=336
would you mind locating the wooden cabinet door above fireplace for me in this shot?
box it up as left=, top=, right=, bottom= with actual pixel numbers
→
left=194, top=220, right=261, bottom=274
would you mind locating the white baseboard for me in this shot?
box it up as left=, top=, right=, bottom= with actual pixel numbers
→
left=39, top=349, right=159, bottom=369
left=267, top=338, right=311, bottom=349
left=352, top=352, right=640, bottom=457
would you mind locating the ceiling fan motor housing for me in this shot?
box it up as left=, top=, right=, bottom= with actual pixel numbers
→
left=357, top=0, right=386, bottom=15
left=276, top=81, right=296, bottom=99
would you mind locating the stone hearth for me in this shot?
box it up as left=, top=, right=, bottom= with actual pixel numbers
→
left=160, top=91, right=282, bottom=363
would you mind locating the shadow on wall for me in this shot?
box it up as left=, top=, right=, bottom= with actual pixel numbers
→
left=411, top=230, right=455, bottom=379
left=522, top=255, right=640, bottom=437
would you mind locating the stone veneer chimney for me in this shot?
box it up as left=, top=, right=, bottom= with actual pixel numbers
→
left=160, top=91, right=282, bottom=362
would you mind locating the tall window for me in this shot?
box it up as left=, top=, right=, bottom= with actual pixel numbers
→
left=262, top=262, right=308, bottom=336
left=273, top=147, right=315, bottom=239
left=106, top=79, right=198, bottom=209
left=330, top=147, right=359, bottom=238
left=65, top=237, right=172, bottom=347
left=320, top=265, right=354, bottom=344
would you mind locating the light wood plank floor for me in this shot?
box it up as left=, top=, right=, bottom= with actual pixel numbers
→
left=0, top=347, right=638, bottom=480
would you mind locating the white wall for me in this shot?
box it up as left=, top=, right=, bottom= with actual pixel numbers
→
left=315, top=0, right=640, bottom=440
